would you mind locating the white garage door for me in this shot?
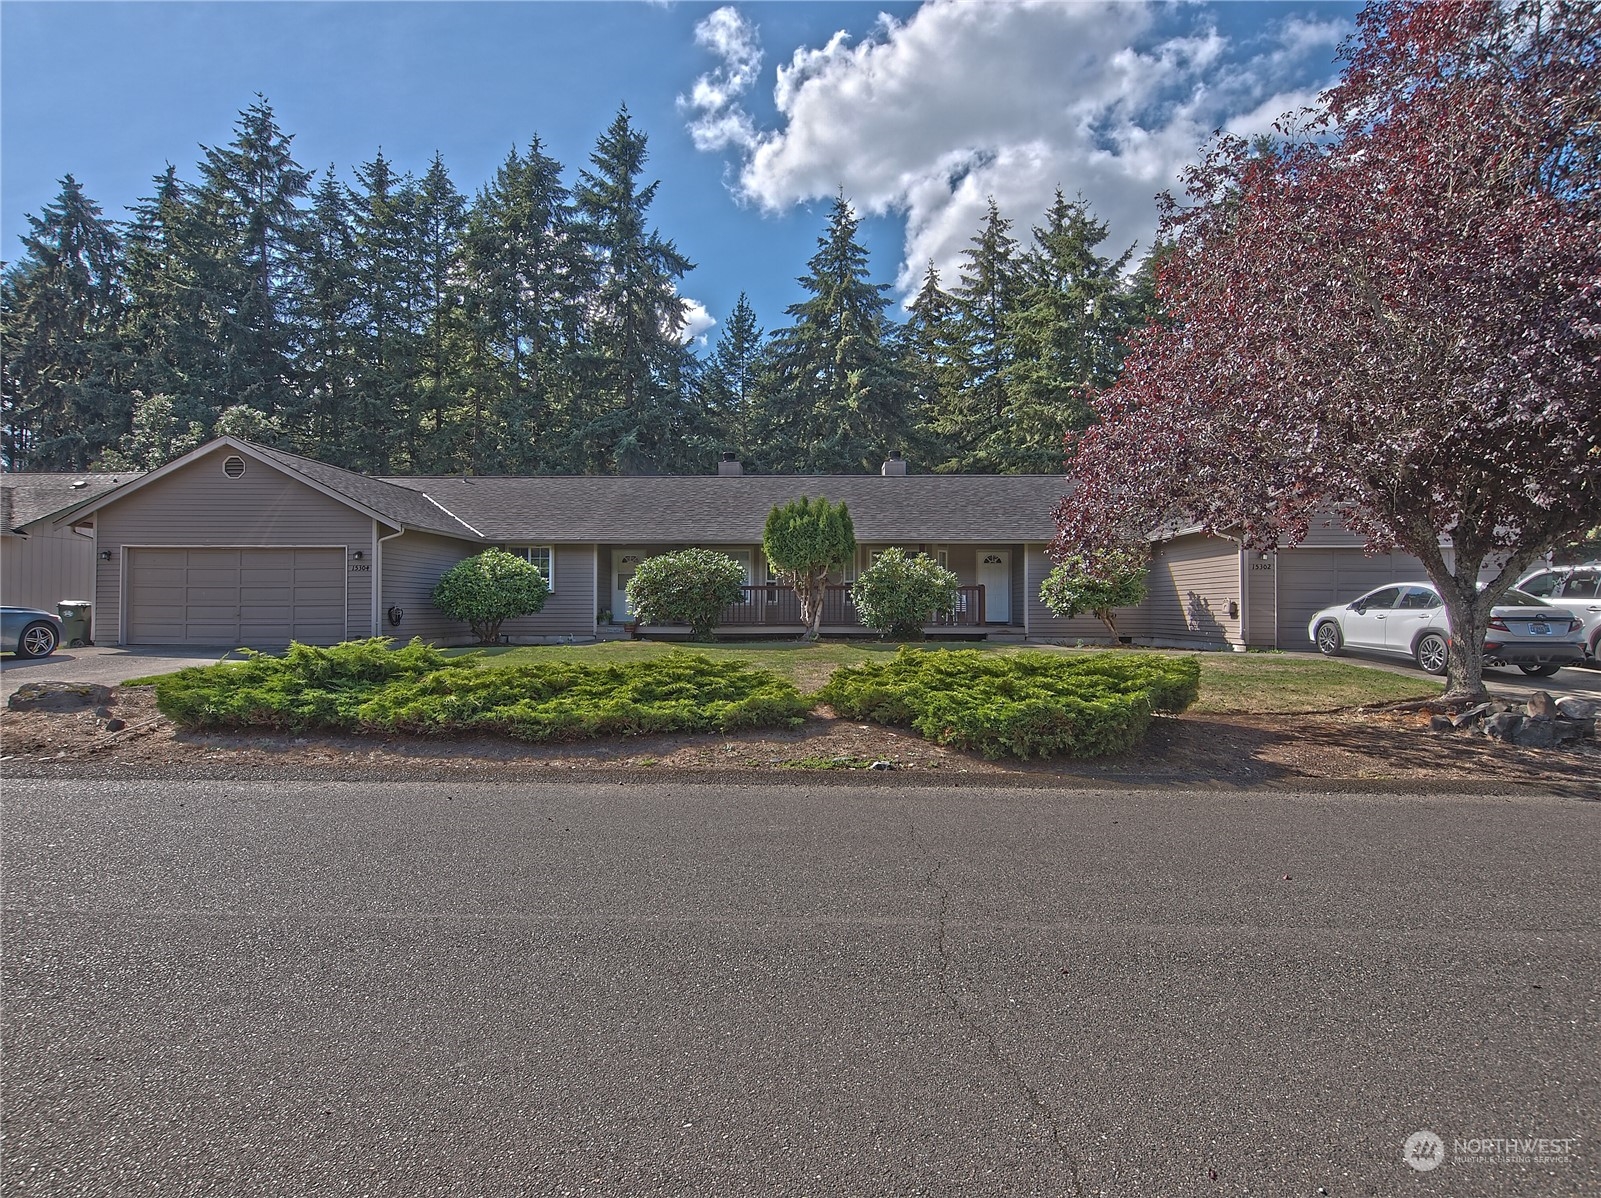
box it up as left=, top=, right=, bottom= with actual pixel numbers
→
left=126, top=548, right=347, bottom=646
left=1276, top=548, right=1436, bottom=650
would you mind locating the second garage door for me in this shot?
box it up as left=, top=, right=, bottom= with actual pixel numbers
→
left=126, top=547, right=347, bottom=646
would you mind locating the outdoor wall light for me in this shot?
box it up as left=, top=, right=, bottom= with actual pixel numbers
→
left=351, top=550, right=365, bottom=560
left=99, top=550, right=113, bottom=561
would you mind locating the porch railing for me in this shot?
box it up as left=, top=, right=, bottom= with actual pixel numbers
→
left=712, top=584, right=984, bottom=628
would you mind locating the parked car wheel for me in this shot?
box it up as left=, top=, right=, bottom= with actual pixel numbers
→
left=1519, top=663, right=1562, bottom=677
left=1314, top=621, right=1344, bottom=656
left=1414, top=632, right=1449, bottom=675
left=17, top=621, right=59, bottom=658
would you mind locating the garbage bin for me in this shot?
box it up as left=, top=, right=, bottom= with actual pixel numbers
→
left=57, top=600, right=93, bottom=647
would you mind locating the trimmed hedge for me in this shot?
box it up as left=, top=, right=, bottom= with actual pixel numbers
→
left=816, top=648, right=1200, bottom=759
left=153, top=639, right=808, bottom=741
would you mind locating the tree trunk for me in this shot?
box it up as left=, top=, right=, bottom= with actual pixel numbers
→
left=796, top=570, right=827, bottom=642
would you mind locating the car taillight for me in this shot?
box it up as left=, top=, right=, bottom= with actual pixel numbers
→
left=1569, top=618, right=1584, bottom=633
left=1487, top=617, right=1509, bottom=632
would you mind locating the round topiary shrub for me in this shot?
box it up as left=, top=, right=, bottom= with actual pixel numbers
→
left=850, top=547, right=959, bottom=639
left=624, top=548, right=749, bottom=640
left=432, top=548, right=551, bottom=644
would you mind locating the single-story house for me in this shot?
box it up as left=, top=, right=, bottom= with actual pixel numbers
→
left=17, top=436, right=1456, bottom=653
left=2, top=472, right=133, bottom=615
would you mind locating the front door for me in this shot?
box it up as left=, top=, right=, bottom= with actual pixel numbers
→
left=612, top=549, right=650, bottom=620
left=976, top=549, right=1011, bottom=624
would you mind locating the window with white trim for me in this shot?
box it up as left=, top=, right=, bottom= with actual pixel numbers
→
left=511, top=546, right=554, bottom=591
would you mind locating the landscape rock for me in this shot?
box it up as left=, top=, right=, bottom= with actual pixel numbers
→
left=1510, top=718, right=1557, bottom=750
left=1428, top=714, right=1455, bottom=733
left=1483, top=712, right=1524, bottom=742
left=1450, top=702, right=1494, bottom=728
left=869, top=760, right=895, bottom=771
left=102, top=718, right=127, bottom=733
left=1555, top=696, right=1598, bottom=721
left=1525, top=691, right=1558, bottom=720
left=7, top=682, right=113, bottom=713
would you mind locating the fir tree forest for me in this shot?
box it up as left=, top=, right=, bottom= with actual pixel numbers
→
left=1, top=98, right=1162, bottom=478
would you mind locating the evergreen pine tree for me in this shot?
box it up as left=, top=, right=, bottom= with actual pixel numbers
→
left=298, top=167, right=361, bottom=459
left=464, top=137, right=585, bottom=472
left=410, top=153, right=469, bottom=472
left=760, top=193, right=912, bottom=473
left=934, top=199, right=1023, bottom=469
left=570, top=107, right=697, bottom=474
left=999, top=190, right=1135, bottom=472
left=696, top=292, right=765, bottom=462
left=899, top=262, right=964, bottom=470
left=186, top=95, right=312, bottom=425
left=1, top=175, right=125, bottom=469
left=348, top=151, right=418, bottom=472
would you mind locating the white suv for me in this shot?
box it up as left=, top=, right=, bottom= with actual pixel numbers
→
left=1516, top=562, right=1601, bottom=662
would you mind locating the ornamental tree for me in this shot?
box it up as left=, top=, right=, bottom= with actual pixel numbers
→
left=1053, top=0, right=1601, bottom=700
left=624, top=549, right=748, bottom=640
left=850, top=548, right=960, bottom=640
left=432, top=548, right=550, bottom=644
left=1039, top=549, right=1148, bottom=640
left=762, top=496, right=856, bottom=641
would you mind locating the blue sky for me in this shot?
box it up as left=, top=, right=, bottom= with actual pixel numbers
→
left=2, top=0, right=1359, bottom=346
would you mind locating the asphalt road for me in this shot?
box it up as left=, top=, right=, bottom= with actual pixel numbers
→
left=3, top=781, right=1597, bottom=1197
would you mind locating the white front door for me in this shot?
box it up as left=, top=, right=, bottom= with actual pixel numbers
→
left=976, top=549, right=1010, bottom=624
left=613, top=549, right=650, bottom=620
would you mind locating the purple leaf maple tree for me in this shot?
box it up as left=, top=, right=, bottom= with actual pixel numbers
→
left=1054, top=0, right=1601, bottom=699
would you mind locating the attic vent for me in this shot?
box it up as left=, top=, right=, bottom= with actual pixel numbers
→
left=223, top=455, right=246, bottom=478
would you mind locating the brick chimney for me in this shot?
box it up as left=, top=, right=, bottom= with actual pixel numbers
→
left=717, top=451, right=743, bottom=476
left=880, top=450, right=906, bottom=477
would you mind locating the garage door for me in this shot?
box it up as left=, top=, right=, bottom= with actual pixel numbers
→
left=1276, top=548, right=1436, bottom=650
left=126, top=548, right=347, bottom=646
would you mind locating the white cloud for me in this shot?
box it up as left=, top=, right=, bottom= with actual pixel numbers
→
left=678, top=297, right=717, bottom=346
left=691, top=0, right=1349, bottom=298
left=677, top=6, right=763, bottom=152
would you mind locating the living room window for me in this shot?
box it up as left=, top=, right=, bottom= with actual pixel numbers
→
left=511, top=546, right=554, bottom=591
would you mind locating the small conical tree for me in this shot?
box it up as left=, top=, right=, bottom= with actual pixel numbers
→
left=698, top=292, right=766, bottom=461
left=762, top=496, right=856, bottom=642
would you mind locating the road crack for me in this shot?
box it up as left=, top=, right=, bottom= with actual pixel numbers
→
left=903, top=809, right=1086, bottom=1198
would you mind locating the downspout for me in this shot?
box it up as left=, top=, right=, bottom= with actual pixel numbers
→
left=372, top=521, right=404, bottom=636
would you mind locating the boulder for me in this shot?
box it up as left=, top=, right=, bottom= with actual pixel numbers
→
left=1525, top=691, right=1559, bottom=720
left=1555, top=696, right=1598, bottom=721
left=1429, top=714, right=1455, bottom=733
left=7, top=681, right=113, bottom=713
left=1450, top=702, right=1494, bottom=728
left=1483, top=712, right=1524, bottom=742
left=1511, top=718, right=1557, bottom=750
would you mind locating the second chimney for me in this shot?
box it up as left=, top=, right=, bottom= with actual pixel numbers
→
left=880, top=450, right=906, bottom=477
left=718, top=451, right=744, bottom=476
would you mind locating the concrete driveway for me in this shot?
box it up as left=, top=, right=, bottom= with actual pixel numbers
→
left=0, top=645, right=245, bottom=703
left=1275, top=649, right=1601, bottom=702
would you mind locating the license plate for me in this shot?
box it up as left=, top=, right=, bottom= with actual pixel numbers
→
left=1528, top=622, right=1551, bottom=635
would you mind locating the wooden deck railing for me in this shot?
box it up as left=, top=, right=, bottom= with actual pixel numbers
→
left=713, top=584, right=984, bottom=628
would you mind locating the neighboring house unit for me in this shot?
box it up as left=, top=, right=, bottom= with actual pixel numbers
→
left=17, top=436, right=1453, bottom=653
left=2, top=472, right=135, bottom=617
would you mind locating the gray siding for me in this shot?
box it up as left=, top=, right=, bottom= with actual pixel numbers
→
left=1023, top=545, right=1119, bottom=642
left=380, top=531, right=480, bottom=644
left=500, top=544, right=598, bottom=640
left=1, top=529, right=95, bottom=613
left=94, top=457, right=374, bottom=645
left=1142, top=534, right=1244, bottom=648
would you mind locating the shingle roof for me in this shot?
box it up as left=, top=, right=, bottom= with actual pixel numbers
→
left=239, top=442, right=486, bottom=540
left=379, top=473, right=1070, bottom=543
left=2, top=472, right=137, bottom=532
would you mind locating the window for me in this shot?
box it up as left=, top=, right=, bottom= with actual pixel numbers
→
left=1357, top=586, right=1403, bottom=611
left=1398, top=586, right=1440, bottom=610
left=1520, top=571, right=1561, bottom=597
left=511, top=546, right=554, bottom=590
left=1562, top=572, right=1600, bottom=600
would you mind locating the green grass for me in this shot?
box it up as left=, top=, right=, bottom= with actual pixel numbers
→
left=457, top=640, right=1435, bottom=714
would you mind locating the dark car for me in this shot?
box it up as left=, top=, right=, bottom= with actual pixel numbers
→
left=1, top=606, right=63, bottom=658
